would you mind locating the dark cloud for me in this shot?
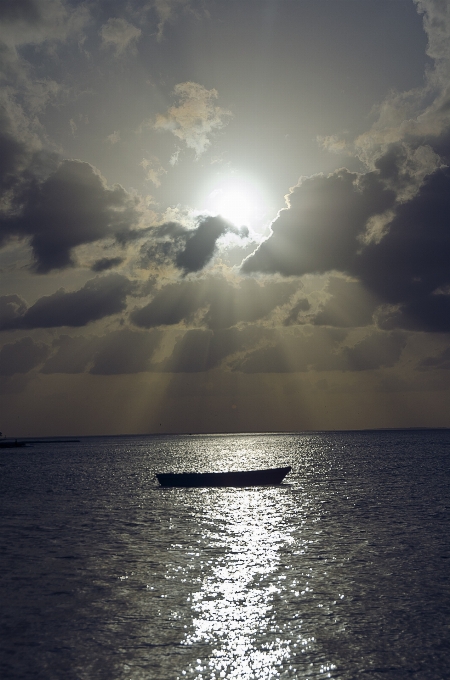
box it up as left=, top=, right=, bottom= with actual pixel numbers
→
left=418, top=346, right=450, bottom=371
left=42, top=326, right=255, bottom=376
left=3, top=323, right=406, bottom=378
left=232, top=328, right=348, bottom=374
left=0, top=0, right=88, bottom=48
left=140, top=216, right=248, bottom=273
left=1, top=160, right=141, bottom=272
left=0, top=294, right=27, bottom=331
left=91, top=256, right=125, bottom=272
left=357, top=166, right=450, bottom=303
left=241, top=158, right=450, bottom=334
left=0, top=96, right=141, bottom=270
left=355, top=165, right=450, bottom=332
left=161, top=329, right=213, bottom=373
left=232, top=328, right=404, bottom=374
left=0, top=102, right=49, bottom=217
left=1, top=274, right=135, bottom=329
left=176, top=216, right=248, bottom=274
left=163, top=327, right=349, bottom=376
left=131, top=276, right=297, bottom=330
left=230, top=344, right=292, bottom=374
left=377, top=294, right=450, bottom=333
left=131, top=280, right=202, bottom=328
left=0, top=336, right=49, bottom=375
left=41, top=329, right=162, bottom=375
left=312, top=277, right=379, bottom=328
left=342, top=331, right=406, bottom=371
left=241, top=169, right=395, bottom=277
left=41, top=335, right=97, bottom=374
left=159, top=325, right=263, bottom=373
left=283, top=298, right=311, bottom=326
left=0, top=1, right=41, bottom=24
left=139, top=222, right=185, bottom=269
left=90, top=329, right=161, bottom=374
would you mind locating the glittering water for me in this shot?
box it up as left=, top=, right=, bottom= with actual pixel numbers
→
left=1, top=431, right=449, bottom=679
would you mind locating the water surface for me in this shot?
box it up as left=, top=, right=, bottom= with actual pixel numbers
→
left=1, top=431, right=449, bottom=678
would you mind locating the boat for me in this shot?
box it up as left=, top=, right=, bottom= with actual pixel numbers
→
left=156, top=466, right=292, bottom=488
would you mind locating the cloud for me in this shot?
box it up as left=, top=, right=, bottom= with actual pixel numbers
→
left=140, top=157, right=166, bottom=187
left=239, top=2, right=449, bottom=339
left=418, top=346, right=450, bottom=370
left=241, top=169, right=395, bottom=278
left=230, top=327, right=347, bottom=374
left=1, top=159, right=141, bottom=272
left=349, top=1, right=450, bottom=177
left=158, top=328, right=213, bottom=372
left=106, top=131, right=120, bottom=144
left=231, top=328, right=405, bottom=375
left=312, top=277, right=379, bottom=328
left=342, top=331, right=407, bottom=371
left=100, top=18, right=141, bottom=55
left=37, top=324, right=407, bottom=377
left=0, top=0, right=89, bottom=49
left=0, top=1, right=88, bottom=145
left=175, top=216, right=247, bottom=274
left=131, top=276, right=297, bottom=330
left=241, top=152, right=450, bottom=334
left=283, top=298, right=311, bottom=326
left=158, top=324, right=271, bottom=373
left=40, top=328, right=162, bottom=375
left=377, top=294, right=450, bottom=333
left=355, top=166, right=450, bottom=331
left=0, top=274, right=135, bottom=329
left=41, top=334, right=96, bottom=374
left=140, top=215, right=247, bottom=273
left=357, top=166, right=450, bottom=302
left=90, top=329, right=162, bottom=374
left=0, top=336, right=49, bottom=375
left=0, top=294, right=27, bottom=330
left=152, top=0, right=190, bottom=41
left=0, top=91, right=49, bottom=211
left=91, top=256, right=124, bottom=272
left=153, top=82, right=232, bottom=156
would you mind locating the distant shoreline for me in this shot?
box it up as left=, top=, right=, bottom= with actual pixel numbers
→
left=2, top=427, right=448, bottom=441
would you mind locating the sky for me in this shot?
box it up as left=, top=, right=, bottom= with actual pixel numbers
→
left=1, top=0, right=450, bottom=436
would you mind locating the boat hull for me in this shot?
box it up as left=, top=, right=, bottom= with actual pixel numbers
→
left=156, top=466, right=291, bottom=488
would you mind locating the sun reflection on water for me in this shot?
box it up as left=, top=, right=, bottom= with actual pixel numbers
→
left=176, top=490, right=296, bottom=679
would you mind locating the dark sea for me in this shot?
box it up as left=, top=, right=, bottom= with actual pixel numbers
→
left=1, top=430, right=449, bottom=680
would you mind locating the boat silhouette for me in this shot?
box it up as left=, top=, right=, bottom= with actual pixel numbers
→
left=156, top=465, right=291, bottom=488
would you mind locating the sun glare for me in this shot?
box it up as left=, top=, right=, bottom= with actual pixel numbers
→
left=201, top=177, right=269, bottom=230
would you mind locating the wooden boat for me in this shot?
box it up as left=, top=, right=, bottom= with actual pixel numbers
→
left=156, top=466, right=291, bottom=488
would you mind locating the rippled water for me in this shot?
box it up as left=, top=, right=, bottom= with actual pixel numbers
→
left=1, top=430, right=449, bottom=679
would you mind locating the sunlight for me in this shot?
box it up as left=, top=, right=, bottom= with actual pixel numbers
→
left=201, top=177, right=269, bottom=230
left=180, top=490, right=296, bottom=679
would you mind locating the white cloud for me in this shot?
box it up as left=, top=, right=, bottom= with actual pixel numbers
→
left=140, top=157, right=166, bottom=187
left=153, top=82, right=231, bottom=157
left=353, top=1, right=450, bottom=163
left=106, top=130, right=120, bottom=144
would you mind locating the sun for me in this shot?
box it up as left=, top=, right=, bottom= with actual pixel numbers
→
left=201, top=177, right=269, bottom=229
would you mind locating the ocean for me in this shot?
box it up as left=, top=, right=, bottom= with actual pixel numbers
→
left=0, top=430, right=449, bottom=679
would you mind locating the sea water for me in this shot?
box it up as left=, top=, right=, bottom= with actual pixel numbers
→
left=0, top=430, right=449, bottom=679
